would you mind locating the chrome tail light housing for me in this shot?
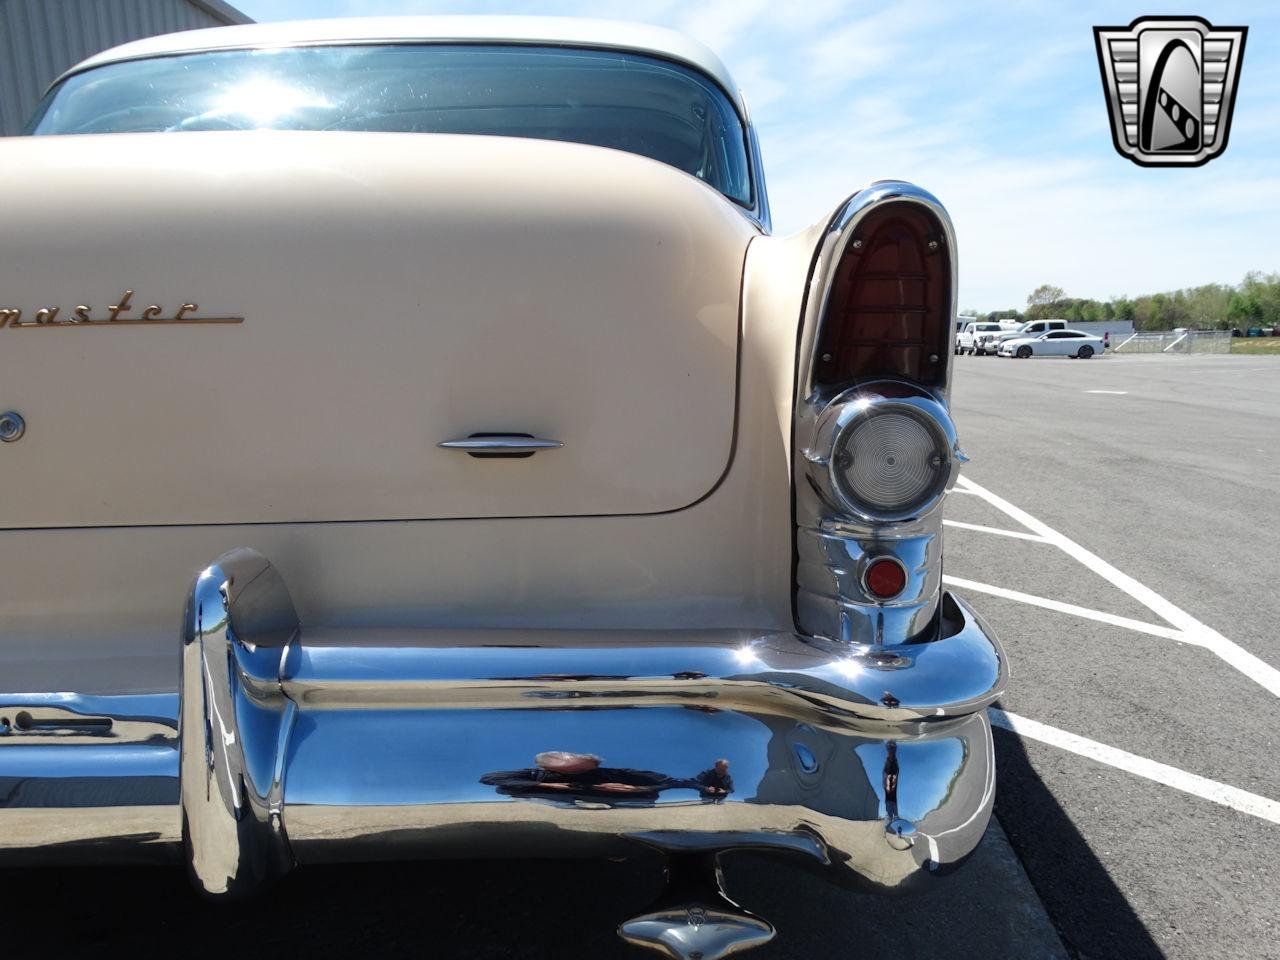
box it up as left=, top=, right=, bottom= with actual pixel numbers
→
left=792, top=182, right=961, bottom=644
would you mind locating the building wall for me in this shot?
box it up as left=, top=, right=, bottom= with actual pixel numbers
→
left=0, top=0, right=250, bottom=134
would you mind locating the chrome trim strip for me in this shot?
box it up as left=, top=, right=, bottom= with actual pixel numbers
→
left=282, top=594, right=1004, bottom=723
left=438, top=436, right=563, bottom=453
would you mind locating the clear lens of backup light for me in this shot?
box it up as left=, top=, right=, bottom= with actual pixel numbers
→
left=834, top=408, right=948, bottom=517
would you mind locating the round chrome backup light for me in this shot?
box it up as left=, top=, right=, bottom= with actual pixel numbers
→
left=815, top=389, right=960, bottom=523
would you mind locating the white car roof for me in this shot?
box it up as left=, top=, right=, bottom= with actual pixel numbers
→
left=54, top=16, right=745, bottom=115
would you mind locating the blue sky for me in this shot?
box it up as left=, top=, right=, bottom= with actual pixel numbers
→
left=234, top=1, right=1278, bottom=311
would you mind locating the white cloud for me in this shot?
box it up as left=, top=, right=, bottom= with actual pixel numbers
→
left=672, top=0, right=774, bottom=55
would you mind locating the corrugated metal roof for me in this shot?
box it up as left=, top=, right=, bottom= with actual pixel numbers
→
left=0, top=0, right=251, bottom=135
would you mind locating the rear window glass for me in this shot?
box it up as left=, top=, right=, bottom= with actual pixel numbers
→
left=27, top=43, right=753, bottom=206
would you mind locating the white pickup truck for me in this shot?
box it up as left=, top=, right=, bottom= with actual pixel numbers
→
left=956, top=320, right=1013, bottom=356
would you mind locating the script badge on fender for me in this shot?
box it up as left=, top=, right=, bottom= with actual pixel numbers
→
left=0, top=290, right=242, bottom=328
left=1094, top=16, right=1247, bottom=167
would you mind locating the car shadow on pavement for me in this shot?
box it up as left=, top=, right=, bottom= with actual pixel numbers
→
left=4, top=823, right=1062, bottom=960
left=0, top=845, right=1052, bottom=960
left=1, top=723, right=1157, bottom=960
left=993, top=721, right=1166, bottom=959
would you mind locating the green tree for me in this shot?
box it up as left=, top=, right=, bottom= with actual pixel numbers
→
left=1183, top=283, right=1231, bottom=328
left=1027, top=284, right=1066, bottom=307
left=1147, top=294, right=1168, bottom=330
left=1025, top=284, right=1066, bottom=321
left=1241, top=271, right=1280, bottom=324
left=1228, top=289, right=1262, bottom=325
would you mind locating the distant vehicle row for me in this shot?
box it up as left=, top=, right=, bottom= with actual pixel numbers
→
left=956, top=319, right=1066, bottom=356
left=956, top=320, right=1104, bottom=359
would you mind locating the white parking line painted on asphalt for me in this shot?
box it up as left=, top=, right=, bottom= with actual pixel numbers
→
left=990, top=709, right=1280, bottom=827
left=943, top=520, right=1047, bottom=542
left=1085, top=390, right=1128, bottom=394
left=943, top=576, right=1188, bottom=642
left=957, top=476, right=1280, bottom=700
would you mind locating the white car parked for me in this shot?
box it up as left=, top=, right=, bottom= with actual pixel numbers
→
left=999, top=329, right=1105, bottom=358
left=989, top=318, right=1066, bottom=352
left=955, top=321, right=1009, bottom=355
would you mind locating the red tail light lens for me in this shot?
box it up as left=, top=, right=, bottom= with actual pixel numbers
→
left=814, top=202, right=950, bottom=388
left=864, top=557, right=908, bottom=599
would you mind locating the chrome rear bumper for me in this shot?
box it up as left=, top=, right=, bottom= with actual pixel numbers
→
left=1, top=549, right=1006, bottom=898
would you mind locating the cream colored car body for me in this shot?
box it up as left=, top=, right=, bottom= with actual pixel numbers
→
left=0, top=130, right=810, bottom=693
left=1, top=18, right=807, bottom=694
left=0, top=20, right=1007, bottom=952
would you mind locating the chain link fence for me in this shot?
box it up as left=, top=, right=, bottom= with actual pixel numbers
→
left=1111, top=329, right=1233, bottom=354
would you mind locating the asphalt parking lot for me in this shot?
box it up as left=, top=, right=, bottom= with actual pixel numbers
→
left=949, top=353, right=1280, bottom=960
left=5, top=353, right=1277, bottom=959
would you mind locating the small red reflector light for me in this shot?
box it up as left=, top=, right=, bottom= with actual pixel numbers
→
left=865, top=558, right=907, bottom=599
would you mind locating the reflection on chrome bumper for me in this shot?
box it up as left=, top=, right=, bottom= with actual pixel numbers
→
left=1, top=550, right=1005, bottom=899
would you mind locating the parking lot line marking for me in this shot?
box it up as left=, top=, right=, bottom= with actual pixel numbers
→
left=957, top=476, right=1280, bottom=700
left=1085, top=390, right=1129, bottom=394
left=990, top=709, right=1280, bottom=827
left=943, top=576, right=1189, bottom=641
left=943, top=519, right=1047, bottom=542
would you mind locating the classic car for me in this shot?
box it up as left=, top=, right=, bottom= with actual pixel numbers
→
left=0, top=16, right=1006, bottom=959
left=998, top=329, right=1106, bottom=358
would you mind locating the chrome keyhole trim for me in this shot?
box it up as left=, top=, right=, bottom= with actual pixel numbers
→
left=0, top=411, right=25, bottom=443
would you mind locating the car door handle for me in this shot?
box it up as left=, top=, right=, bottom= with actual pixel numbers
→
left=439, top=434, right=563, bottom=457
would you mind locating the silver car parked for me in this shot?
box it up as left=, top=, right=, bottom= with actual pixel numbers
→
left=999, top=329, right=1106, bottom=358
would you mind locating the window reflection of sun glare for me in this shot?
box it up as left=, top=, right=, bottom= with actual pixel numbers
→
left=213, top=79, right=330, bottom=124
